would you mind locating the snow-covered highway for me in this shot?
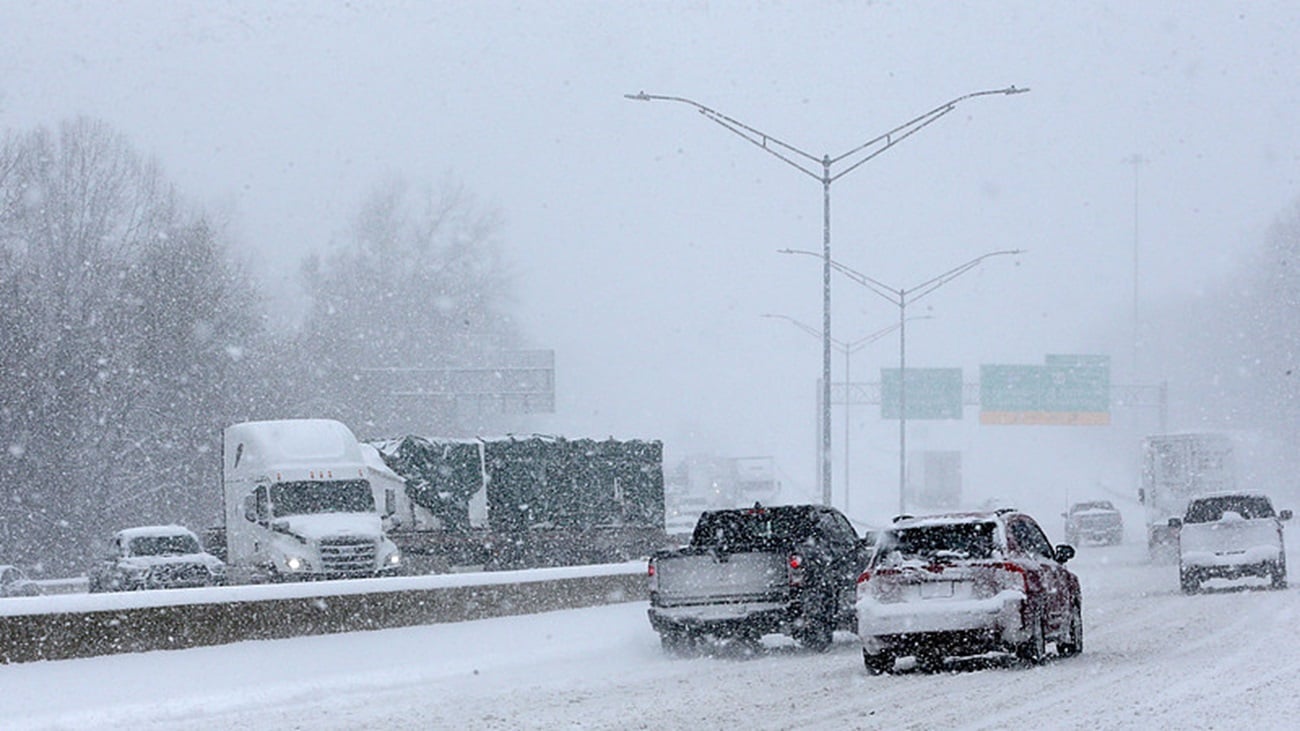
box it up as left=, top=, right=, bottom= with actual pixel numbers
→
left=3, top=541, right=1298, bottom=730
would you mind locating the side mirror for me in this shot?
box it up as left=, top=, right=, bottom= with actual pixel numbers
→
left=242, top=494, right=258, bottom=524
left=1138, top=488, right=1146, bottom=504
left=1060, top=512, right=1069, bottom=519
left=1280, top=509, right=1293, bottom=522
left=1054, top=544, right=1076, bottom=564
left=384, top=489, right=397, bottom=519
left=1168, top=517, right=1183, bottom=529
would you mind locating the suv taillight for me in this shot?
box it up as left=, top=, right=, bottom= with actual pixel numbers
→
left=788, top=553, right=805, bottom=586
left=647, top=558, right=658, bottom=592
left=974, top=561, right=1027, bottom=597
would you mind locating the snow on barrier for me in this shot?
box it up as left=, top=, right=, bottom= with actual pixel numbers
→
left=0, top=562, right=647, bottom=664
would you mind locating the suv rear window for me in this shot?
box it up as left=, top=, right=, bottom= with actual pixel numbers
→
left=1185, top=495, right=1275, bottom=523
left=691, top=507, right=815, bottom=550
left=876, top=521, right=998, bottom=563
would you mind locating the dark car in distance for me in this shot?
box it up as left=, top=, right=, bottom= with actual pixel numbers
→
left=1063, top=500, right=1124, bottom=546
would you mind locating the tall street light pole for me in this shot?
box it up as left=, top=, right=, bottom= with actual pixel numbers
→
left=626, top=87, right=1029, bottom=508
left=761, top=314, right=928, bottom=514
left=780, top=248, right=1023, bottom=514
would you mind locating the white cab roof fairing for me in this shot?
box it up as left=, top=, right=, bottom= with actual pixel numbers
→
left=224, top=419, right=367, bottom=477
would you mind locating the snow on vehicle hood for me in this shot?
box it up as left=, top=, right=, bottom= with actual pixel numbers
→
left=120, top=553, right=224, bottom=570
left=272, top=513, right=384, bottom=542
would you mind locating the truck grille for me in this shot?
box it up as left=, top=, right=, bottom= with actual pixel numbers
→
left=150, top=563, right=208, bottom=587
left=320, top=537, right=377, bottom=575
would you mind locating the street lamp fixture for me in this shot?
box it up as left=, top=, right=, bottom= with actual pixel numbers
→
left=779, top=248, right=1024, bottom=513
left=626, top=86, right=1029, bottom=507
left=762, top=313, right=932, bottom=515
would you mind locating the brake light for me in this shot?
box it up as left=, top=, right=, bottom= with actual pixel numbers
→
left=856, top=570, right=871, bottom=585
left=647, top=559, right=658, bottom=592
left=982, top=561, right=1027, bottom=595
left=788, top=553, right=805, bottom=586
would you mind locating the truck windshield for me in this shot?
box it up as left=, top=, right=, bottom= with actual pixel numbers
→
left=129, top=534, right=201, bottom=556
left=271, top=479, right=374, bottom=516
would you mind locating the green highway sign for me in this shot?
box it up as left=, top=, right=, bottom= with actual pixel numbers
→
left=881, top=367, right=963, bottom=420
left=980, top=355, right=1110, bottom=425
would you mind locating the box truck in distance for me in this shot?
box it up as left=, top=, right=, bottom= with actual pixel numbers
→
left=223, top=419, right=402, bottom=583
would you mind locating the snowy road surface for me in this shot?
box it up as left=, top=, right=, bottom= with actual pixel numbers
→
left=3, top=542, right=1298, bottom=730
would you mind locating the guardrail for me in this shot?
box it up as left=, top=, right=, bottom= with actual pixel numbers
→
left=0, top=563, right=647, bottom=664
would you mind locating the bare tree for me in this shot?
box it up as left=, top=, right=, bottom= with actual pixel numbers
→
left=0, top=118, right=262, bottom=571
left=292, top=177, right=520, bottom=436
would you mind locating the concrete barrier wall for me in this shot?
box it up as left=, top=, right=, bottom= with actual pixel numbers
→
left=0, top=570, right=646, bottom=664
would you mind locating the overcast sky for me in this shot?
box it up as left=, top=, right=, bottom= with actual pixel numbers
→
left=4, top=1, right=1298, bottom=519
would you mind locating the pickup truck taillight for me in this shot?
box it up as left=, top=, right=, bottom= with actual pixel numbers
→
left=647, top=558, right=658, bottom=592
left=788, top=553, right=805, bottom=586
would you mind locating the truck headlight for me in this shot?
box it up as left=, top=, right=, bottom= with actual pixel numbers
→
left=387, top=551, right=401, bottom=566
left=285, top=556, right=308, bottom=571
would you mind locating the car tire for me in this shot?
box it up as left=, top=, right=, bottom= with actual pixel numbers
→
left=1270, top=560, right=1287, bottom=590
left=1180, top=566, right=1201, bottom=595
left=1058, top=601, right=1084, bottom=657
left=863, top=649, right=894, bottom=675
left=659, top=629, right=697, bottom=655
left=795, top=591, right=835, bottom=653
left=1015, top=611, right=1047, bottom=665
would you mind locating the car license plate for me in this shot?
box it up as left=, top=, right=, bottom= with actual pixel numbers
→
left=921, top=581, right=954, bottom=598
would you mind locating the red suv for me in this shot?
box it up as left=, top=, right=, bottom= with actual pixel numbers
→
left=855, top=509, right=1082, bottom=673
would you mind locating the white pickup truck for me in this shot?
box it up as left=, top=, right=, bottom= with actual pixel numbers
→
left=1169, top=492, right=1291, bottom=593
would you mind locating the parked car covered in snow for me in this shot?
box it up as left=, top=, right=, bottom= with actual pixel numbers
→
left=0, top=565, right=42, bottom=597
left=856, top=509, right=1082, bottom=673
left=1063, top=500, right=1124, bottom=545
left=88, top=525, right=227, bottom=592
left=1169, top=492, right=1290, bottom=594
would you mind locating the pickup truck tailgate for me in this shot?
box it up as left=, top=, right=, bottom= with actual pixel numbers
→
left=655, top=551, right=789, bottom=606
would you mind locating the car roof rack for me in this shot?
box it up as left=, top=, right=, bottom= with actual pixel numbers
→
left=994, top=507, right=1018, bottom=515
left=891, top=514, right=914, bottom=524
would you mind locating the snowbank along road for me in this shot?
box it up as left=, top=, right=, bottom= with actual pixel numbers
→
left=2, top=541, right=1298, bottom=730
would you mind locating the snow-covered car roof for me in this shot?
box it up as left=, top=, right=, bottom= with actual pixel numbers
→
left=890, top=511, right=1012, bottom=529
left=115, top=525, right=200, bottom=541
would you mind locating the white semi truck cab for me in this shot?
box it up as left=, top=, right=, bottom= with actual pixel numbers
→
left=223, top=419, right=402, bottom=582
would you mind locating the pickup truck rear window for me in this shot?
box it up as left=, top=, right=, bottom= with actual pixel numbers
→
left=691, top=508, right=816, bottom=549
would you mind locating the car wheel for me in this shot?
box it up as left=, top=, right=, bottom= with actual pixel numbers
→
left=1016, top=611, right=1047, bottom=665
left=1270, top=560, right=1287, bottom=590
left=1057, top=601, right=1084, bottom=657
left=795, top=592, right=835, bottom=653
left=863, top=649, right=894, bottom=675
left=659, top=629, right=697, bottom=656
left=1180, top=566, right=1201, bottom=595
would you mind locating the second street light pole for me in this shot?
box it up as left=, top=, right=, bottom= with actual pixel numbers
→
left=762, top=313, right=929, bottom=515
left=626, top=86, right=1028, bottom=508
left=781, top=248, right=1024, bottom=513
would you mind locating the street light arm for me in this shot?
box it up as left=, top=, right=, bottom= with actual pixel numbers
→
left=778, top=248, right=901, bottom=306
left=761, top=312, right=844, bottom=347
left=846, top=315, right=934, bottom=353
left=904, top=249, right=1024, bottom=305
left=827, top=86, right=1030, bottom=179
left=625, top=92, right=824, bottom=180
